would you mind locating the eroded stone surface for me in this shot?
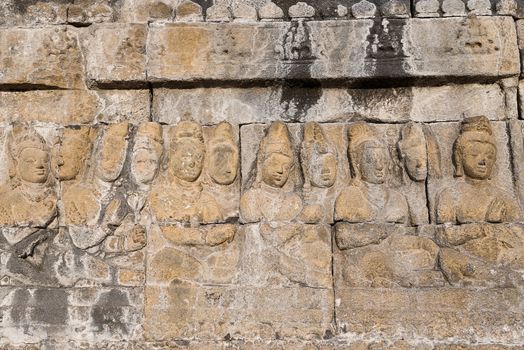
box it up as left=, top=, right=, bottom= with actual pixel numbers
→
left=82, top=24, right=147, bottom=87
left=0, top=90, right=150, bottom=125
left=0, top=4, right=524, bottom=348
left=153, top=83, right=507, bottom=124
left=146, top=17, right=519, bottom=82
left=0, top=27, right=85, bottom=89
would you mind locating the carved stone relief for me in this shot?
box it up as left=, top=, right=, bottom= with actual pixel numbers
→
left=0, top=116, right=522, bottom=344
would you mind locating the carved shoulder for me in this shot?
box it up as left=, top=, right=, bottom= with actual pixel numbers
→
left=240, top=189, right=261, bottom=223
left=436, top=186, right=457, bottom=224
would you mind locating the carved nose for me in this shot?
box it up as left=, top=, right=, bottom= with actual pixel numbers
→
left=478, top=159, right=486, bottom=166
left=416, top=159, right=423, bottom=168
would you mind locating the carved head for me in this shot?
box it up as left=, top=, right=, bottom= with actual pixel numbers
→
left=96, top=122, right=129, bottom=182
left=171, top=121, right=205, bottom=183
left=453, top=115, right=496, bottom=180
left=301, top=122, right=337, bottom=189
left=8, top=125, right=50, bottom=184
left=398, top=123, right=428, bottom=182
left=52, top=127, right=93, bottom=181
left=131, top=122, right=164, bottom=185
left=208, top=122, right=239, bottom=185
left=348, top=122, right=387, bottom=185
left=258, top=121, right=294, bottom=188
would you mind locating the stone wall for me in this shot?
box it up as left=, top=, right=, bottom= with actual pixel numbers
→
left=0, top=1, right=524, bottom=349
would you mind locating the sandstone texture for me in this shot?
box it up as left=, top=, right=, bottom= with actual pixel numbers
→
left=1, top=1, right=524, bottom=349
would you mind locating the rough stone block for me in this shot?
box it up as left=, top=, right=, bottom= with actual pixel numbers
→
left=0, top=287, right=143, bottom=344
left=0, top=27, right=85, bottom=89
left=0, top=90, right=150, bottom=125
left=146, top=17, right=518, bottom=82
left=81, top=23, right=147, bottom=87
left=0, top=0, right=69, bottom=27
left=335, top=288, right=523, bottom=343
left=153, top=83, right=507, bottom=124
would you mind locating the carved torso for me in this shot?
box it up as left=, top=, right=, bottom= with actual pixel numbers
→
left=240, top=184, right=303, bottom=223
left=335, top=182, right=409, bottom=224
left=436, top=180, right=520, bottom=224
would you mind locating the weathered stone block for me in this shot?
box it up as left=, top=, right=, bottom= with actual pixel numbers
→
left=0, top=90, right=150, bottom=125
left=146, top=17, right=518, bottom=82
left=0, top=0, right=69, bottom=27
left=81, top=23, right=147, bottom=87
left=153, top=83, right=507, bottom=124
left=0, top=27, right=85, bottom=89
left=0, top=287, right=143, bottom=344
left=336, top=288, right=523, bottom=343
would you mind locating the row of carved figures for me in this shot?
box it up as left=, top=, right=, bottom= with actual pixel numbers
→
left=0, top=116, right=519, bottom=235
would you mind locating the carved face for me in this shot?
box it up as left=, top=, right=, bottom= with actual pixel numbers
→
left=403, top=144, right=428, bottom=182
left=262, top=153, right=293, bottom=188
left=52, top=137, right=87, bottom=181
left=131, top=148, right=160, bottom=185
left=360, top=144, right=386, bottom=185
left=18, top=147, right=49, bottom=183
left=209, top=144, right=238, bottom=185
left=172, top=140, right=204, bottom=182
left=97, top=135, right=127, bottom=182
left=309, top=152, right=337, bottom=188
left=461, top=141, right=496, bottom=180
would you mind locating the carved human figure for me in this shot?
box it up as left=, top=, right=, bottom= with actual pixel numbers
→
left=0, top=126, right=57, bottom=231
left=240, top=121, right=303, bottom=223
left=63, top=122, right=130, bottom=252
left=0, top=126, right=57, bottom=267
left=150, top=120, right=222, bottom=224
left=51, top=127, right=94, bottom=182
left=300, top=122, right=338, bottom=223
left=335, top=122, right=410, bottom=224
left=104, top=122, right=164, bottom=254
left=205, top=121, right=240, bottom=219
left=397, top=122, right=441, bottom=225
left=436, top=116, right=520, bottom=224
left=208, top=121, right=239, bottom=186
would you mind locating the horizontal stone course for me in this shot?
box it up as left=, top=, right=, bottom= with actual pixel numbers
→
left=0, top=17, right=518, bottom=89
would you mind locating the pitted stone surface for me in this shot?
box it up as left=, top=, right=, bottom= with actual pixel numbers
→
left=0, top=2, right=524, bottom=349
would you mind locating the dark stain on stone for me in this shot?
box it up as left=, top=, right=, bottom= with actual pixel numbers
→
left=13, top=0, right=73, bottom=14
left=32, top=289, right=68, bottom=325
left=280, top=82, right=323, bottom=123
left=10, top=289, right=30, bottom=324
left=91, top=289, right=130, bottom=335
left=190, top=0, right=214, bottom=13
left=278, top=21, right=322, bottom=122
left=365, top=18, right=409, bottom=79
left=349, top=87, right=413, bottom=119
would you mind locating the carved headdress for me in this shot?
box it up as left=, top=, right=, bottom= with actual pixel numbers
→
left=347, top=122, right=381, bottom=179
left=398, top=122, right=442, bottom=179
left=209, top=121, right=236, bottom=149
left=301, top=122, right=336, bottom=186
left=259, top=121, right=293, bottom=159
left=172, top=120, right=204, bottom=147
left=134, top=122, right=164, bottom=155
left=7, top=125, right=51, bottom=185
left=254, top=121, right=296, bottom=188
left=8, top=125, right=48, bottom=159
left=453, top=115, right=496, bottom=177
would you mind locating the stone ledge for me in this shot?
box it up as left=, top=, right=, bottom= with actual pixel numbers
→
left=0, top=17, right=518, bottom=89
left=146, top=17, right=519, bottom=83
